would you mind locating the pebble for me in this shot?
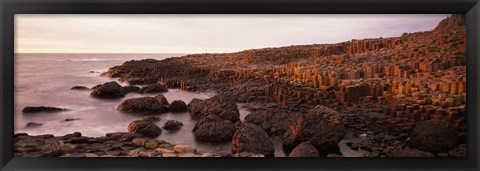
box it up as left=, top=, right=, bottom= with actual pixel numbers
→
left=173, top=145, right=196, bottom=153
left=131, top=138, right=145, bottom=147
left=84, top=153, right=99, bottom=157
left=178, top=152, right=195, bottom=157
left=155, top=148, right=174, bottom=153
left=144, top=140, right=158, bottom=150
left=201, top=153, right=213, bottom=157
left=162, top=152, right=177, bottom=157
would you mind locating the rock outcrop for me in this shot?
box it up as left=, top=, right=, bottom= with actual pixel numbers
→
left=98, top=15, right=467, bottom=157
left=435, top=14, right=466, bottom=30
left=22, top=106, right=67, bottom=113
left=127, top=120, right=162, bottom=137
left=243, top=110, right=296, bottom=136
left=231, top=123, right=274, bottom=157
left=137, top=84, right=168, bottom=94
left=169, top=100, right=188, bottom=113
left=409, top=121, right=457, bottom=152
left=283, top=105, right=345, bottom=155
left=188, top=94, right=240, bottom=123
left=162, top=120, right=183, bottom=130
left=90, top=81, right=126, bottom=99
left=288, top=142, right=320, bottom=157
left=193, top=116, right=236, bottom=143
left=117, top=95, right=170, bottom=114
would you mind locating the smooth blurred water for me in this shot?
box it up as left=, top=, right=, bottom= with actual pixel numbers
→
left=13, top=53, right=256, bottom=154
left=14, top=53, right=366, bottom=157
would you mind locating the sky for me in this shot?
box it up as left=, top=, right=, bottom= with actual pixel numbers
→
left=15, top=14, right=448, bottom=54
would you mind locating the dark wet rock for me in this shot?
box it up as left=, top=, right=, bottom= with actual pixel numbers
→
left=90, top=81, right=126, bottom=99
left=389, top=147, right=435, bottom=157
left=288, top=142, right=320, bottom=157
left=194, top=118, right=236, bottom=143
left=117, top=95, right=169, bottom=114
left=244, top=110, right=296, bottom=136
left=188, top=94, right=240, bottom=123
left=154, top=94, right=170, bottom=106
left=65, top=137, right=88, bottom=144
left=231, top=123, right=274, bottom=157
left=26, top=122, right=43, bottom=127
left=70, top=86, right=90, bottom=90
left=14, top=133, right=29, bottom=137
left=122, top=85, right=140, bottom=93
left=127, top=119, right=162, bottom=137
left=64, top=118, right=80, bottom=122
left=192, top=114, right=223, bottom=131
left=169, top=100, right=187, bottom=113
left=162, top=120, right=184, bottom=130
left=283, top=105, right=345, bottom=155
left=409, top=121, right=457, bottom=152
left=142, top=116, right=161, bottom=122
left=64, top=132, right=82, bottom=138
left=137, top=84, right=168, bottom=94
left=22, top=106, right=66, bottom=113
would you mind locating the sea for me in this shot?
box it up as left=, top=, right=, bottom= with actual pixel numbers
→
left=14, top=53, right=362, bottom=157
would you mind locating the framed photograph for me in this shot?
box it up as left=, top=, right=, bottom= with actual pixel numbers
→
left=1, top=0, right=479, bottom=170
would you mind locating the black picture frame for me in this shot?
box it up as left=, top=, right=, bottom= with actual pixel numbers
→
left=1, top=0, right=479, bottom=170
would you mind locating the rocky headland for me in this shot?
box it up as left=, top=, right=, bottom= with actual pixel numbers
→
left=16, top=14, right=467, bottom=157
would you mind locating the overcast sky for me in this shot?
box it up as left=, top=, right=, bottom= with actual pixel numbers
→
left=15, top=14, right=448, bottom=54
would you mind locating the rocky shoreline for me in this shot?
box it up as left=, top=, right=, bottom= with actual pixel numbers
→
left=14, top=132, right=264, bottom=157
left=16, top=15, right=467, bottom=158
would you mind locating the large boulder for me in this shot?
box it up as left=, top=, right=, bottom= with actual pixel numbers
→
left=169, top=100, right=187, bottom=113
left=22, top=106, right=67, bottom=113
left=137, top=84, right=168, bottom=94
left=409, top=121, right=457, bottom=152
left=231, top=123, right=274, bottom=157
left=188, top=94, right=240, bottom=123
left=192, top=114, right=223, bottom=131
left=193, top=116, right=236, bottom=142
left=127, top=119, right=162, bottom=137
left=283, top=105, right=345, bottom=155
left=244, top=110, right=296, bottom=136
left=288, top=142, right=320, bottom=157
left=117, top=95, right=169, bottom=114
left=90, top=81, right=126, bottom=99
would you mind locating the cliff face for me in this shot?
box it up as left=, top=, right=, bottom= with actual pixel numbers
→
left=435, top=14, right=466, bottom=30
